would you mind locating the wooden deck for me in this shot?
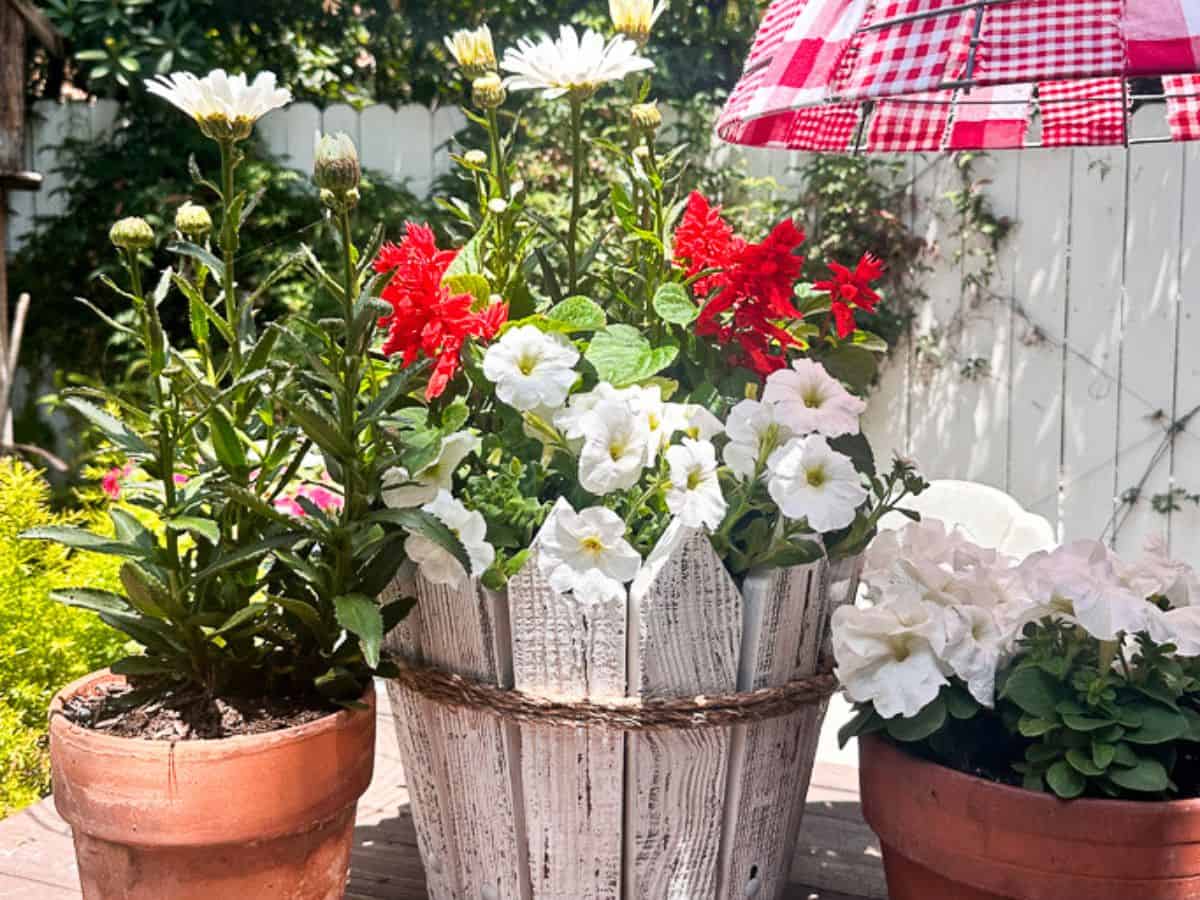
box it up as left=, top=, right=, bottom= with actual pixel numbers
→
left=0, top=689, right=885, bottom=899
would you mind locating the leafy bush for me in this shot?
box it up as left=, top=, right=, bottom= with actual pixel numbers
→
left=0, top=460, right=124, bottom=814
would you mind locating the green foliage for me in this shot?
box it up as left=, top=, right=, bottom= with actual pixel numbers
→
left=0, top=460, right=124, bottom=814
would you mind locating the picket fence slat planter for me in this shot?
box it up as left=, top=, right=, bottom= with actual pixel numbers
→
left=383, top=506, right=863, bottom=900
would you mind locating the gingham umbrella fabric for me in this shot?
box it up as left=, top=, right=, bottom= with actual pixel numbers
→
left=719, top=0, right=1200, bottom=151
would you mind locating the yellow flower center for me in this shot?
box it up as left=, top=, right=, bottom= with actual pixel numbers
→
left=686, top=467, right=704, bottom=490
left=806, top=465, right=827, bottom=488
left=802, top=387, right=825, bottom=409
left=517, top=353, right=539, bottom=376
left=581, top=536, right=605, bottom=554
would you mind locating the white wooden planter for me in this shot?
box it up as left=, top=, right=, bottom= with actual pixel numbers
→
left=382, top=513, right=863, bottom=900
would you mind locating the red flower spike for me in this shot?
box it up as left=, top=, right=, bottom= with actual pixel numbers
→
left=673, top=191, right=744, bottom=298
left=814, top=252, right=886, bottom=339
left=374, top=223, right=503, bottom=400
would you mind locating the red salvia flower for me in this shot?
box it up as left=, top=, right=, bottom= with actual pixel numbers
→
left=814, top=252, right=886, bottom=339
left=673, top=192, right=744, bottom=298
left=374, top=223, right=508, bottom=400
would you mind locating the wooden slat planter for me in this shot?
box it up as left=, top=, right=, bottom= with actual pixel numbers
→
left=384, top=512, right=862, bottom=900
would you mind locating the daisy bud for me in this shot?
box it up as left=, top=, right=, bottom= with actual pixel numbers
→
left=314, top=132, right=362, bottom=195
left=320, top=187, right=360, bottom=213
left=462, top=149, right=488, bottom=169
left=444, top=25, right=497, bottom=79
left=630, top=101, right=662, bottom=134
left=610, top=0, right=667, bottom=47
left=109, top=217, right=155, bottom=252
left=633, top=144, right=651, bottom=161
left=472, top=73, right=507, bottom=110
left=487, top=198, right=509, bottom=215
left=174, top=202, right=212, bottom=240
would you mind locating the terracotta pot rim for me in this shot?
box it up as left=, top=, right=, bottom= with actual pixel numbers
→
left=50, top=668, right=374, bottom=759
left=862, top=733, right=1200, bottom=816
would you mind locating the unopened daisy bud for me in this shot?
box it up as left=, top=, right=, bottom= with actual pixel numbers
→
left=610, top=0, right=667, bottom=47
left=314, top=132, right=362, bottom=195
left=472, top=73, right=506, bottom=110
left=109, top=217, right=155, bottom=252
left=633, top=144, right=651, bottom=161
left=320, top=186, right=360, bottom=213
left=487, top=198, right=508, bottom=215
left=174, top=202, right=212, bottom=240
left=445, top=25, right=497, bottom=79
left=462, top=149, right=488, bottom=169
left=631, top=101, right=662, bottom=134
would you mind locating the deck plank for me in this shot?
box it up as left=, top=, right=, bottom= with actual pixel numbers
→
left=0, top=688, right=884, bottom=899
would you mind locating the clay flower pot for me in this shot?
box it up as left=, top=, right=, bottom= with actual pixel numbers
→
left=860, top=734, right=1200, bottom=900
left=50, top=670, right=376, bottom=900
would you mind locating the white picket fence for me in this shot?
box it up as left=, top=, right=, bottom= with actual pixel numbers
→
left=8, top=100, right=1200, bottom=565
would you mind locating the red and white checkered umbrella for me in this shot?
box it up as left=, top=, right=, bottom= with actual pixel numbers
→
left=718, top=0, right=1200, bottom=152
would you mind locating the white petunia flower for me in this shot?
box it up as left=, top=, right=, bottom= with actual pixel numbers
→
left=1012, top=541, right=1153, bottom=641
left=762, top=358, right=867, bottom=438
left=832, top=597, right=951, bottom=720
left=1117, top=535, right=1200, bottom=608
left=501, top=25, right=653, bottom=100
left=942, top=605, right=1005, bottom=707
left=665, top=439, right=727, bottom=530
left=482, top=325, right=580, bottom=411
left=675, top=404, right=725, bottom=441
left=723, top=398, right=792, bottom=480
left=767, top=435, right=866, bottom=533
left=554, top=383, right=640, bottom=443
left=405, top=491, right=495, bottom=588
left=146, top=70, right=291, bottom=141
left=578, top=399, right=652, bottom=495
left=382, top=431, right=479, bottom=509
left=538, top=504, right=641, bottom=604
left=610, top=0, right=668, bottom=45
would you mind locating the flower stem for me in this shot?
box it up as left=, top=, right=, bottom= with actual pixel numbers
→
left=567, top=96, right=584, bottom=294
left=218, top=140, right=242, bottom=372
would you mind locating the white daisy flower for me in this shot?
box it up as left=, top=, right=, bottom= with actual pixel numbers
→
left=767, top=435, right=867, bottom=533
left=578, top=399, right=652, bottom=495
left=538, top=504, right=641, bottom=605
left=406, top=491, right=495, bottom=588
left=501, top=25, right=653, bottom=101
left=665, top=439, right=727, bottom=530
left=610, top=0, right=668, bottom=45
left=762, top=358, right=867, bottom=438
left=723, top=398, right=792, bottom=480
left=146, top=70, right=291, bottom=142
left=383, top=431, right=479, bottom=509
left=482, top=325, right=580, bottom=411
left=444, top=25, right=497, bottom=78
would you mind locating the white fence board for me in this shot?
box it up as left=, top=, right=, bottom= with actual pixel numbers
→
left=1173, top=145, right=1200, bottom=564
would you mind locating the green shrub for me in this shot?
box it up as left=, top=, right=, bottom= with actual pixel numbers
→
left=0, top=460, right=124, bottom=815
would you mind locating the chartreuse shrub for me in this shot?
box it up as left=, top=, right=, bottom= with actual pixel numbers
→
left=0, top=461, right=124, bottom=814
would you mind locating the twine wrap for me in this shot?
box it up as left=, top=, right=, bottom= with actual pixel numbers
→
left=389, top=660, right=839, bottom=732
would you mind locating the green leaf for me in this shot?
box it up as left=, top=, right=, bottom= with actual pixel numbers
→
left=837, top=705, right=885, bottom=748
left=278, top=397, right=354, bottom=459
left=119, top=562, right=170, bottom=620
left=1092, top=742, right=1117, bottom=770
left=945, top=685, right=981, bottom=720
left=269, top=595, right=330, bottom=641
left=381, top=596, right=418, bottom=632
left=335, top=594, right=384, bottom=668
left=1018, top=715, right=1059, bottom=737
left=63, top=397, right=149, bottom=455
left=444, top=273, right=491, bottom=306
left=192, top=533, right=303, bottom=582
left=1001, top=666, right=1062, bottom=720
left=369, top=508, right=471, bottom=574
left=168, top=516, right=220, bottom=545
left=1108, top=756, right=1169, bottom=793
left=1112, top=742, right=1140, bottom=767
left=821, top=344, right=879, bottom=394
left=585, top=325, right=678, bottom=387
left=547, top=296, right=607, bottom=332
left=50, top=588, right=130, bottom=616
left=213, top=603, right=270, bottom=636
left=110, top=655, right=177, bottom=676
left=1125, top=704, right=1189, bottom=745
left=652, top=283, right=699, bottom=326
left=167, top=240, right=225, bottom=280
left=1062, top=713, right=1117, bottom=732
left=22, top=526, right=148, bottom=560
left=1066, top=748, right=1105, bottom=776
left=208, top=408, right=248, bottom=473
left=1046, top=760, right=1087, bottom=799
left=444, top=232, right=484, bottom=278
left=885, top=696, right=947, bottom=743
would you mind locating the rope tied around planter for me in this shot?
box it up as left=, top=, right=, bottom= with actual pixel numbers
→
left=389, top=659, right=839, bottom=731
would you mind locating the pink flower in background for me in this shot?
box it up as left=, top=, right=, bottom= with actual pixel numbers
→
left=174, top=474, right=189, bottom=486
left=102, top=463, right=134, bottom=499
left=297, top=483, right=344, bottom=513
left=274, top=495, right=307, bottom=517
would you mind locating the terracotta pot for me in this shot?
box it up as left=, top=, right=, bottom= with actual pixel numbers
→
left=50, top=670, right=375, bottom=900
left=859, top=734, right=1200, bottom=900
